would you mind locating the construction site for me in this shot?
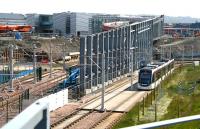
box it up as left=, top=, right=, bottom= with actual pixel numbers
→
left=0, top=12, right=200, bottom=129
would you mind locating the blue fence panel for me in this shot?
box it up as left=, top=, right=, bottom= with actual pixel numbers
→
left=14, top=69, right=33, bottom=79
left=0, top=70, right=10, bottom=85
left=0, top=69, right=33, bottom=85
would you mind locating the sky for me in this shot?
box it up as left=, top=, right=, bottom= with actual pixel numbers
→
left=0, top=0, right=200, bottom=18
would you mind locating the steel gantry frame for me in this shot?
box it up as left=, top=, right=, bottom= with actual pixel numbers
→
left=80, top=15, right=164, bottom=96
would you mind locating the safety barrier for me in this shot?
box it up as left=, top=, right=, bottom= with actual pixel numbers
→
left=38, top=88, right=68, bottom=111
left=123, top=114, right=200, bottom=129
left=1, top=101, right=50, bottom=129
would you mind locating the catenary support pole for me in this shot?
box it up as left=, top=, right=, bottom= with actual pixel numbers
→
left=63, top=42, right=66, bottom=72
left=33, top=44, right=37, bottom=84
left=9, top=44, right=14, bottom=92
left=101, top=53, right=105, bottom=112
left=131, top=50, right=133, bottom=87
left=49, top=41, right=52, bottom=78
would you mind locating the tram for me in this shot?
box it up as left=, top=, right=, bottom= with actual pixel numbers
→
left=138, top=59, right=174, bottom=90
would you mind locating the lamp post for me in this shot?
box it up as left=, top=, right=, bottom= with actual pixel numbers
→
left=49, top=37, right=55, bottom=78
left=170, top=45, right=172, bottom=59
left=191, top=45, right=194, bottom=61
left=61, top=42, right=67, bottom=72
left=8, top=44, right=14, bottom=92
left=33, top=43, right=37, bottom=84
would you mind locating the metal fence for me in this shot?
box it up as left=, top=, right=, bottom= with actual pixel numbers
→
left=80, top=15, right=164, bottom=96
left=1, top=101, right=49, bottom=129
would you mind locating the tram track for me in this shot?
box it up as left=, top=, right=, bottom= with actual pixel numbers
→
left=51, top=75, right=138, bottom=129
left=93, top=63, right=180, bottom=129
left=91, top=91, right=146, bottom=129
left=62, top=83, right=143, bottom=129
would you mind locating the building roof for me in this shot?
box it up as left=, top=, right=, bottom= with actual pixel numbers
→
left=0, top=13, right=25, bottom=20
left=0, top=13, right=27, bottom=25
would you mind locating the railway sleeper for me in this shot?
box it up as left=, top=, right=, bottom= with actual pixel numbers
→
left=63, top=111, right=92, bottom=129
left=51, top=109, right=81, bottom=127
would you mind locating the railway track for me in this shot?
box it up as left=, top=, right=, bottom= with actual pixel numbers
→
left=66, top=111, right=110, bottom=129
left=51, top=75, right=138, bottom=129
left=51, top=63, right=181, bottom=129
left=0, top=70, right=66, bottom=108
left=0, top=70, right=67, bottom=127
left=93, top=112, right=124, bottom=129
left=59, top=85, right=143, bottom=129
left=92, top=91, right=146, bottom=129
left=29, top=73, right=66, bottom=96
left=92, top=66, right=181, bottom=129
left=0, top=70, right=62, bottom=92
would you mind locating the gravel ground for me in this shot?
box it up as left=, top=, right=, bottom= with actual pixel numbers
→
left=50, top=103, right=80, bottom=124
left=68, top=111, right=110, bottom=129
left=94, top=113, right=124, bottom=129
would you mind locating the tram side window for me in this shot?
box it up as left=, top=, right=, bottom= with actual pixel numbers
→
left=153, top=72, right=156, bottom=81
left=152, top=75, right=155, bottom=82
left=154, top=72, right=159, bottom=81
